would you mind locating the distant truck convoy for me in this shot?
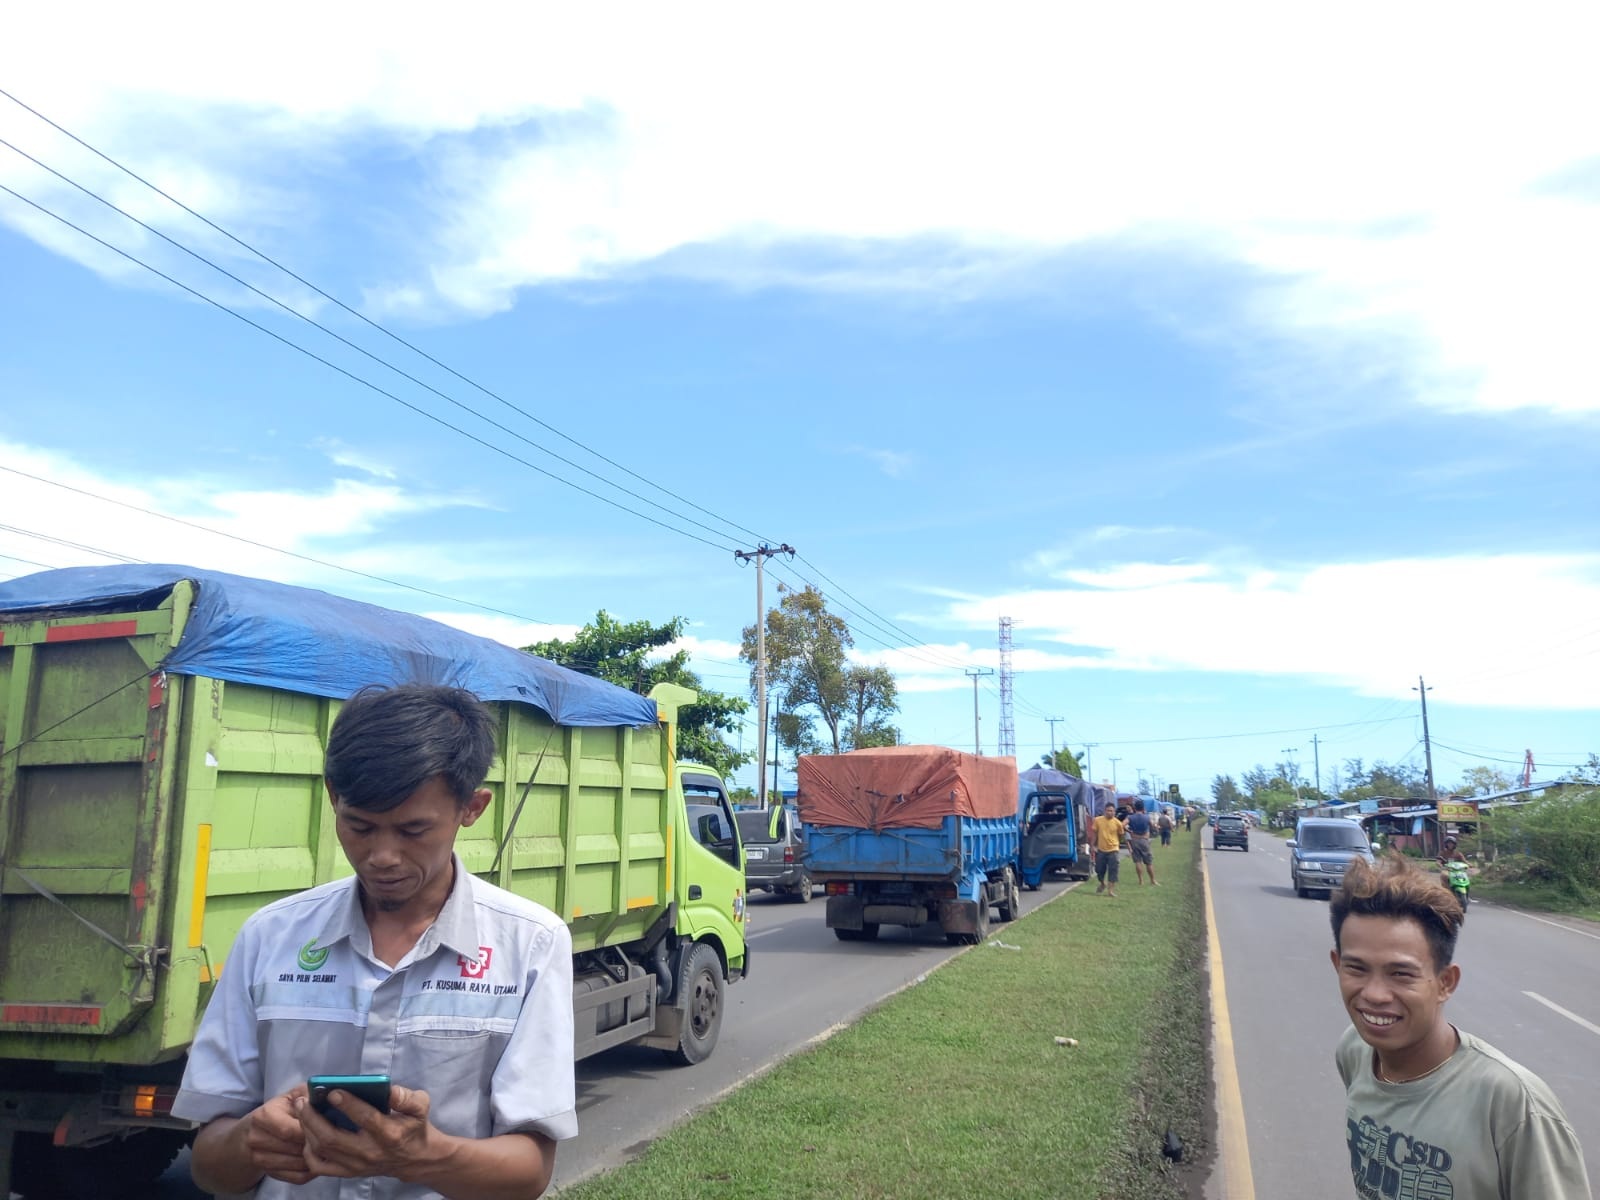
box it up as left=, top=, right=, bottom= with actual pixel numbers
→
left=0, top=565, right=748, bottom=1198
left=797, top=746, right=1022, bottom=945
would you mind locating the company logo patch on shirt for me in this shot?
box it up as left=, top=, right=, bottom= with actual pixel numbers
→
left=276, top=938, right=338, bottom=984
left=298, top=939, right=330, bottom=971
left=459, top=947, right=493, bottom=979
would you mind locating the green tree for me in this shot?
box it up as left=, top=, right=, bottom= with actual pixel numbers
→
left=1566, top=753, right=1600, bottom=784
left=1212, top=774, right=1243, bottom=809
left=525, top=610, right=749, bottom=779
left=1037, top=748, right=1083, bottom=776
left=742, top=585, right=899, bottom=755
left=1239, top=766, right=1272, bottom=800
left=843, top=664, right=900, bottom=750
left=1458, top=766, right=1513, bottom=796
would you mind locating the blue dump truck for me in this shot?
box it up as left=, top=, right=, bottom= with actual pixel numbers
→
left=1017, top=767, right=1095, bottom=888
left=797, top=747, right=1021, bottom=945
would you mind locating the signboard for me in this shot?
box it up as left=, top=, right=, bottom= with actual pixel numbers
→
left=1359, top=799, right=1379, bottom=814
left=1437, top=800, right=1480, bottom=820
left=1168, top=784, right=1180, bottom=799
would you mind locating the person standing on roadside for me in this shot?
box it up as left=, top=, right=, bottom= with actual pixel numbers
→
left=1125, top=799, right=1158, bottom=886
left=173, top=684, right=577, bottom=1199
left=1328, top=855, right=1589, bottom=1199
left=1090, top=801, right=1126, bottom=897
left=1158, top=808, right=1173, bottom=846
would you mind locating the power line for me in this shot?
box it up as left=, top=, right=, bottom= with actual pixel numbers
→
left=1430, top=740, right=1591, bottom=772
left=0, top=466, right=567, bottom=627
left=0, top=133, right=754, bottom=551
left=1091, top=713, right=1415, bottom=747
left=0, top=180, right=741, bottom=555
left=0, top=86, right=779, bottom=550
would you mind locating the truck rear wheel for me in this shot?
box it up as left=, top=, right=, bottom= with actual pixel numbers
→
left=997, top=869, right=1020, bottom=922
left=12, top=1129, right=188, bottom=1200
left=664, top=943, right=724, bottom=1066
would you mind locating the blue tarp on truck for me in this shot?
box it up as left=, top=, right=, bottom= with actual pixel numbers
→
left=0, top=565, right=658, bottom=727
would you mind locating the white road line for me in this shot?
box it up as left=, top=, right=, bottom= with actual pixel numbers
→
left=1506, top=908, right=1600, bottom=942
left=1524, top=991, right=1600, bottom=1039
left=745, top=927, right=785, bottom=939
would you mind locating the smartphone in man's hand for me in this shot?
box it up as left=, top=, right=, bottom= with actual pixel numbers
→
left=307, top=1075, right=392, bottom=1133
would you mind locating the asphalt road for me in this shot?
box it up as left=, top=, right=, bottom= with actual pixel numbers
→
left=137, top=876, right=1077, bottom=1197
left=1204, top=830, right=1600, bottom=1199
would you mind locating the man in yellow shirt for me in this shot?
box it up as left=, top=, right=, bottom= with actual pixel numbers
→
left=1090, top=801, right=1127, bottom=897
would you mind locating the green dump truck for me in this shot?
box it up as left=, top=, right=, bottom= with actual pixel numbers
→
left=0, top=565, right=748, bottom=1197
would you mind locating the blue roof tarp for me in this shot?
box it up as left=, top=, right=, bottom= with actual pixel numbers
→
left=0, top=565, right=658, bottom=728
left=1019, top=767, right=1095, bottom=807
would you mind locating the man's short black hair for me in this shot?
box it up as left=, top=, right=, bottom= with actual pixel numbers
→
left=1330, top=855, right=1462, bottom=972
left=324, top=684, right=497, bottom=811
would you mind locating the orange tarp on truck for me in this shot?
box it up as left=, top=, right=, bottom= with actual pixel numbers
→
left=797, top=746, right=1019, bottom=831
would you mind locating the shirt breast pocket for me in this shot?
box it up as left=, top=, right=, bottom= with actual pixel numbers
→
left=395, top=1021, right=506, bottom=1132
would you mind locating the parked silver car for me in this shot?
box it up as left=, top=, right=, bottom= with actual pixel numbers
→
left=1288, top=818, right=1375, bottom=898
left=734, top=805, right=812, bottom=902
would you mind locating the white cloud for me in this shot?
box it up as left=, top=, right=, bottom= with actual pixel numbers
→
left=424, top=612, right=576, bottom=649
left=842, top=445, right=915, bottom=479
left=314, top=439, right=397, bottom=479
left=942, top=554, right=1600, bottom=710
left=4, top=2, right=1600, bottom=415
left=1061, top=563, right=1215, bottom=590
left=0, top=439, right=607, bottom=608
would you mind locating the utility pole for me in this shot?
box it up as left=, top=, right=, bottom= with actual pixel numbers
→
left=770, top=692, right=782, bottom=802
left=1081, top=743, right=1098, bottom=785
left=1311, top=734, right=1322, bottom=800
left=735, top=543, right=794, bottom=807
left=1414, top=675, right=1437, bottom=803
left=1281, top=748, right=1299, bottom=803
left=965, top=668, right=994, bottom=754
left=1108, top=756, right=1121, bottom=790
left=1044, top=717, right=1065, bottom=768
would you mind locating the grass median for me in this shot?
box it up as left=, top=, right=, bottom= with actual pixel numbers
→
left=556, top=832, right=1210, bottom=1200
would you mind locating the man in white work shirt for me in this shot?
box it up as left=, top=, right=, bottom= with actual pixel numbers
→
left=173, top=684, right=576, bottom=1199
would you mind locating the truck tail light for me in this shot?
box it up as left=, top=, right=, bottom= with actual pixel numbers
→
left=825, top=881, right=854, bottom=896
left=117, top=1084, right=179, bottom=1118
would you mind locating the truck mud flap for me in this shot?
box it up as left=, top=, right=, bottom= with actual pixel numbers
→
left=937, top=899, right=981, bottom=936
left=825, top=895, right=866, bottom=930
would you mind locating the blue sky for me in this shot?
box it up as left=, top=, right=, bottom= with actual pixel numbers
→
left=2, top=4, right=1596, bottom=799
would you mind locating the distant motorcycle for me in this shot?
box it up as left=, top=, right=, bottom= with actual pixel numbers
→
left=1445, top=860, right=1471, bottom=921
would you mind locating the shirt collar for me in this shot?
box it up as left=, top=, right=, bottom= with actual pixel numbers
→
left=311, top=855, right=481, bottom=964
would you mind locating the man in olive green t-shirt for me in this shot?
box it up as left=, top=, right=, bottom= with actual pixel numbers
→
left=1328, top=856, right=1589, bottom=1199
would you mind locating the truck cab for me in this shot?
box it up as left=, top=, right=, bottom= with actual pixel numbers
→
left=1018, top=780, right=1090, bottom=888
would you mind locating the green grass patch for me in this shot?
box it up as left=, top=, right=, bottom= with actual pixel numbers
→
left=1470, top=878, right=1600, bottom=923
left=557, top=837, right=1210, bottom=1199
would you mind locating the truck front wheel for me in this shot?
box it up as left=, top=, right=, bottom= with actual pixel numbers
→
left=664, top=943, right=724, bottom=1066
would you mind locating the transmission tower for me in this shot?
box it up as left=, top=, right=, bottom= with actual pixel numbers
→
left=998, top=616, right=1016, bottom=758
